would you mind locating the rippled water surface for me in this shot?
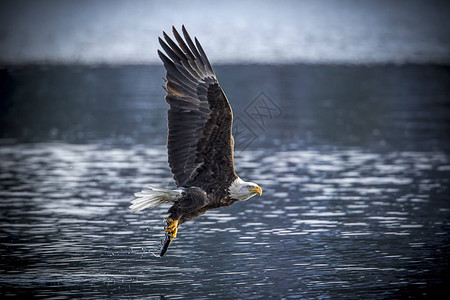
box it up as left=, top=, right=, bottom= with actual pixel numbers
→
left=1, top=65, right=449, bottom=298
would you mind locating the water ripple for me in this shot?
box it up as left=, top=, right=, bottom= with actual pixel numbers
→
left=0, top=143, right=449, bottom=298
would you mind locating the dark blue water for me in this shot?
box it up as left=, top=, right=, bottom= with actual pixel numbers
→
left=0, top=65, right=449, bottom=298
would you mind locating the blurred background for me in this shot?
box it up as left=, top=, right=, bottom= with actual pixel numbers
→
left=1, top=0, right=450, bottom=65
left=1, top=1, right=449, bottom=299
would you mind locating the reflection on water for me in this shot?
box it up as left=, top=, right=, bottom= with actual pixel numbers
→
left=1, top=143, right=449, bottom=298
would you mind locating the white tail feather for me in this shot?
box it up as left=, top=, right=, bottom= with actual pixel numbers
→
left=130, top=186, right=182, bottom=211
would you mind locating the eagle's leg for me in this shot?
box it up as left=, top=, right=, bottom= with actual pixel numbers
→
left=160, top=217, right=179, bottom=257
left=160, top=188, right=209, bottom=256
left=164, top=217, right=179, bottom=239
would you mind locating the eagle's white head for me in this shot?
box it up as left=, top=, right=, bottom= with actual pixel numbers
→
left=228, top=177, right=262, bottom=201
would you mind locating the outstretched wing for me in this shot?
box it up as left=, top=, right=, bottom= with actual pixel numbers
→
left=158, top=26, right=237, bottom=194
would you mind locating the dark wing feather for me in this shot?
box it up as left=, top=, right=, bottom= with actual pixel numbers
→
left=159, top=26, right=237, bottom=194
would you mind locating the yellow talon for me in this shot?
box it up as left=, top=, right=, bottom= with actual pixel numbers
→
left=160, top=218, right=180, bottom=256
left=164, top=218, right=179, bottom=239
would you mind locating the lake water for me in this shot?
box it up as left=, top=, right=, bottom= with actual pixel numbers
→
left=0, top=65, right=449, bottom=298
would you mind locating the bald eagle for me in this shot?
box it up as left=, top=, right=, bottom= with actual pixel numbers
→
left=130, top=26, right=262, bottom=257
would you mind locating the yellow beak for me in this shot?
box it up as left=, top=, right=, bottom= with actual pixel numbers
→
left=251, top=186, right=262, bottom=196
